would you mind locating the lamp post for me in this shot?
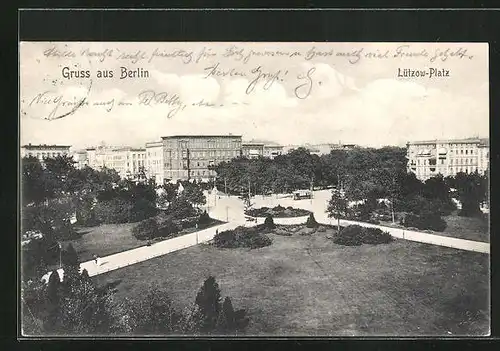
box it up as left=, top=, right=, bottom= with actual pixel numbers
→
left=58, top=242, right=62, bottom=269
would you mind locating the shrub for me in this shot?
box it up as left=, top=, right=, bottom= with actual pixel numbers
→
left=362, top=227, right=393, bottom=245
left=402, top=213, right=447, bottom=232
left=132, top=218, right=159, bottom=240
left=198, top=211, right=211, bottom=229
left=273, top=205, right=286, bottom=211
left=264, top=215, right=275, bottom=229
left=334, top=225, right=364, bottom=246
left=305, top=213, right=319, bottom=228
left=158, top=219, right=181, bottom=238
left=334, top=225, right=393, bottom=246
left=194, top=276, right=222, bottom=333
left=167, top=197, right=197, bottom=219
left=93, top=198, right=133, bottom=224
left=213, top=226, right=272, bottom=249
left=245, top=206, right=311, bottom=218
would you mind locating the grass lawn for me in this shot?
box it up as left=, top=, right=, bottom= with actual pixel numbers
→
left=93, top=226, right=490, bottom=336
left=379, top=211, right=489, bottom=243
left=54, top=219, right=225, bottom=266
left=62, top=222, right=144, bottom=263
left=439, top=213, right=489, bottom=243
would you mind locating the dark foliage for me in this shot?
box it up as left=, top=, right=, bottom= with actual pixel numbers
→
left=194, top=276, right=222, bottom=333
left=333, top=225, right=393, bottom=246
left=245, top=206, right=311, bottom=218
left=401, top=212, right=447, bottom=232
left=264, top=215, right=276, bottom=229
left=305, top=213, right=319, bottom=228
left=213, top=226, right=272, bottom=249
left=198, top=210, right=212, bottom=228
left=132, top=218, right=159, bottom=240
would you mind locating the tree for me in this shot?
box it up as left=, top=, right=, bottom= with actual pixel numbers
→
left=126, top=284, right=183, bottom=334
left=194, top=276, right=223, bottom=333
left=264, top=215, right=276, bottom=229
left=216, top=297, right=249, bottom=334
left=61, top=243, right=80, bottom=291
left=45, top=270, right=62, bottom=331
left=198, top=210, right=211, bottom=229
left=22, top=156, right=53, bottom=205
left=58, top=275, right=116, bottom=334
left=327, top=189, right=350, bottom=234
left=305, top=213, right=319, bottom=228
left=181, top=182, right=207, bottom=207
left=454, top=171, right=488, bottom=217
left=167, top=196, right=198, bottom=219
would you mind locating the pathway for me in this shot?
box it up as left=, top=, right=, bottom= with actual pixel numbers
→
left=41, top=220, right=252, bottom=282
left=42, top=189, right=489, bottom=282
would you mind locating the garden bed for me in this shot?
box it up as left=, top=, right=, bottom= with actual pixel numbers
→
left=245, top=205, right=311, bottom=218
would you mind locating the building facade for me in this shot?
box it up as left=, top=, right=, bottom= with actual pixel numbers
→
left=146, top=141, right=165, bottom=185
left=161, top=135, right=243, bottom=182
left=263, top=144, right=284, bottom=159
left=85, top=145, right=146, bottom=178
left=72, top=150, right=88, bottom=169
left=242, top=142, right=265, bottom=159
left=21, top=144, right=71, bottom=162
left=283, top=143, right=356, bottom=156
left=242, top=141, right=284, bottom=159
left=407, top=138, right=489, bottom=181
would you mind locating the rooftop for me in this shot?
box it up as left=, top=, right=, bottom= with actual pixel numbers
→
left=161, top=134, right=242, bottom=139
left=22, top=143, right=71, bottom=149
left=408, top=137, right=489, bottom=146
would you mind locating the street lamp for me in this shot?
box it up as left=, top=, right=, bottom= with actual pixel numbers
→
left=58, top=242, right=62, bottom=269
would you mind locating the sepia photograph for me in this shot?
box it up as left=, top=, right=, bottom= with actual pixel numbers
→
left=19, top=41, right=490, bottom=337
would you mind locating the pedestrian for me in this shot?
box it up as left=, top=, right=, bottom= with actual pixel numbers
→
left=93, top=254, right=98, bottom=265
left=216, top=229, right=219, bottom=235
left=96, top=255, right=101, bottom=266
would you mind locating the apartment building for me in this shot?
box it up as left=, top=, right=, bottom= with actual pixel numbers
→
left=85, top=145, right=146, bottom=178
left=145, top=141, right=164, bottom=185
left=283, top=143, right=356, bottom=156
left=72, top=150, right=88, bottom=169
left=242, top=140, right=284, bottom=159
left=242, top=142, right=265, bottom=159
left=21, top=144, right=71, bottom=163
left=161, top=135, right=243, bottom=182
left=407, top=137, right=489, bottom=181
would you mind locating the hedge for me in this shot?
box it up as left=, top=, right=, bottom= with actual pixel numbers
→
left=333, top=225, right=393, bottom=246
left=213, top=226, right=272, bottom=249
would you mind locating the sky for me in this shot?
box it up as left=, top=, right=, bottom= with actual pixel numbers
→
left=20, top=42, right=489, bottom=150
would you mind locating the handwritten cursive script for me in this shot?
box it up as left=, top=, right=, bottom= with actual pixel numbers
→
left=137, top=90, right=187, bottom=118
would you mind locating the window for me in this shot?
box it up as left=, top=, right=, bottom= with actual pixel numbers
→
left=461, top=150, right=463, bottom=154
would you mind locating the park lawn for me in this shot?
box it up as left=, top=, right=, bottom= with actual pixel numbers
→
left=57, top=218, right=226, bottom=265
left=62, top=222, right=144, bottom=263
left=378, top=211, right=489, bottom=243
left=439, top=213, right=489, bottom=243
left=93, top=228, right=490, bottom=336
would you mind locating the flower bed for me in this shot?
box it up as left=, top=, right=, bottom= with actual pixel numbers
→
left=245, top=205, right=311, bottom=218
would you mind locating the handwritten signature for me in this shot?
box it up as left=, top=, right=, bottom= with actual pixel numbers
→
left=137, top=90, right=187, bottom=118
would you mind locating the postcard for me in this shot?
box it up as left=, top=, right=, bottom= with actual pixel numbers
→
left=20, top=41, right=490, bottom=337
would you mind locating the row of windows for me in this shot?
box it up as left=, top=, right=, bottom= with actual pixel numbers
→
left=27, top=151, right=66, bottom=158
left=172, top=150, right=240, bottom=158
left=414, top=166, right=482, bottom=175
left=175, top=140, right=241, bottom=149
left=164, top=169, right=217, bottom=177
left=414, top=158, right=481, bottom=166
